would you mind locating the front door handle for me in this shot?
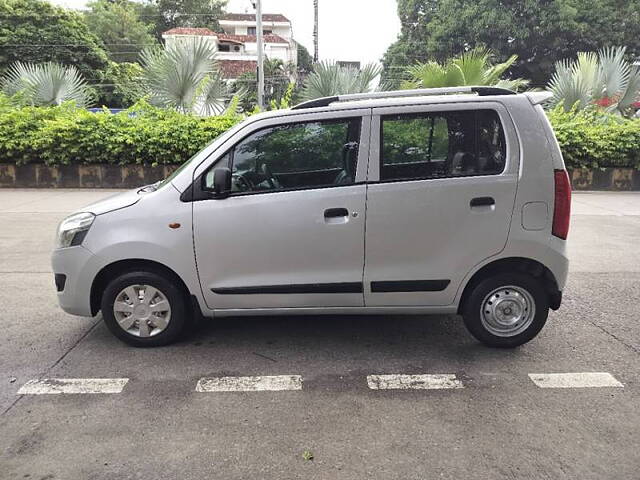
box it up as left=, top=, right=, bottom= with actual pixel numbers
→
left=470, top=197, right=495, bottom=208
left=324, top=208, right=349, bottom=218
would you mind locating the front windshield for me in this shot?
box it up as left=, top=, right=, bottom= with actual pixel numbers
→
left=156, top=121, right=246, bottom=190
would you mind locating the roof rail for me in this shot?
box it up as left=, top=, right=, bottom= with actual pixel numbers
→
left=291, top=86, right=516, bottom=110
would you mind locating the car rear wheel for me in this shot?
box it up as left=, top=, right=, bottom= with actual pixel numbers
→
left=462, top=272, right=549, bottom=348
left=101, top=271, right=187, bottom=347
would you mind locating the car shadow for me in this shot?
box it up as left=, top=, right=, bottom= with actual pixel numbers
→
left=186, top=312, right=525, bottom=367
left=68, top=312, right=535, bottom=380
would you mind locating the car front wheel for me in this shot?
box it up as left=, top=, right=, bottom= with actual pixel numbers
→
left=462, top=272, right=549, bottom=348
left=101, top=270, right=187, bottom=347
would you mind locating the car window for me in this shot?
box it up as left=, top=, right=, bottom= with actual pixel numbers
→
left=204, top=118, right=361, bottom=194
left=381, top=109, right=506, bottom=182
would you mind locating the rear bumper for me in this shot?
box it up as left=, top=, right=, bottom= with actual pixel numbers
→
left=51, top=245, right=96, bottom=317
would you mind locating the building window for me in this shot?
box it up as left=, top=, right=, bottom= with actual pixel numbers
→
left=247, top=27, right=272, bottom=35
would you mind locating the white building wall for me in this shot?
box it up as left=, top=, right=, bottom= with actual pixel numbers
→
left=269, top=26, right=292, bottom=37
left=242, top=42, right=289, bottom=63
left=219, top=21, right=292, bottom=39
left=216, top=52, right=258, bottom=61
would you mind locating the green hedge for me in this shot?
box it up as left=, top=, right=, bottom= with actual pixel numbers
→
left=0, top=101, right=639, bottom=169
left=547, top=107, right=640, bottom=169
left=0, top=101, right=240, bottom=166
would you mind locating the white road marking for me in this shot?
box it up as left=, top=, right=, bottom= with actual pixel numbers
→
left=196, top=375, right=303, bottom=392
left=17, top=378, right=129, bottom=395
left=528, top=372, right=624, bottom=389
left=367, top=374, right=464, bottom=390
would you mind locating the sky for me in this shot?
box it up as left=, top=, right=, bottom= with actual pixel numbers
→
left=48, top=0, right=402, bottom=66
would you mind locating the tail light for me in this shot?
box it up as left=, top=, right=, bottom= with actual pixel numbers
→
left=552, top=170, right=571, bottom=240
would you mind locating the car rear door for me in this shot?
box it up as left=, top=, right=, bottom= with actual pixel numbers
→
left=363, top=101, right=519, bottom=307
left=192, top=109, right=371, bottom=310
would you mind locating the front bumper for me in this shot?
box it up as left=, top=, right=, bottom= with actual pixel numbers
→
left=51, top=245, right=96, bottom=317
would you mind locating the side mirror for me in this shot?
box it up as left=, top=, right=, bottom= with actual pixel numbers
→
left=212, top=167, right=232, bottom=197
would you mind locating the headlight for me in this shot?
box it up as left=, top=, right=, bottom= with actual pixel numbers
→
left=56, top=212, right=95, bottom=248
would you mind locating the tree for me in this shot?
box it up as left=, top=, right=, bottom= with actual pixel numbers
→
left=97, top=61, right=146, bottom=108
left=547, top=46, right=640, bottom=116
left=404, top=48, right=529, bottom=91
left=382, top=0, right=640, bottom=87
left=2, top=61, right=95, bottom=107
left=301, top=61, right=381, bottom=101
left=148, top=0, right=227, bottom=38
left=140, top=38, right=227, bottom=115
left=85, top=0, right=158, bottom=64
left=0, top=0, right=109, bottom=81
left=296, top=42, right=313, bottom=73
left=232, top=58, right=294, bottom=111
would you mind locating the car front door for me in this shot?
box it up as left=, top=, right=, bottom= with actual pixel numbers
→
left=192, top=109, right=371, bottom=311
left=363, top=102, right=519, bottom=306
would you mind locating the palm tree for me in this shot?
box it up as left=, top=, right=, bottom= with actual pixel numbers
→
left=547, top=46, right=640, bottom=115
left=301, top=61, right=381, bottom=101
left=264, top=58, right=296, bottom=80
left=140, top=37, right=227, bottom=116
left=403, top=48, right=529, bottom=92
left=1, top=62, right=95, bottom=107
left=232, top=58, right=294, bottom=111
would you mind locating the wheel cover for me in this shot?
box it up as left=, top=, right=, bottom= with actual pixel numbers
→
left=480, top=285, right=535, bottom=337
left=113, top=284, right=171, bottom=338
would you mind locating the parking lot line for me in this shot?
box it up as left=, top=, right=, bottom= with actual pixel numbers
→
left=13, top=372, right=628, bottom=395
left=195, top=375, right=303, bottom=392
left=366, top=374, right=464, bottom=390
left=17, top=378, right=129, bottom=395
left=528, top=372, right=624, bottom=389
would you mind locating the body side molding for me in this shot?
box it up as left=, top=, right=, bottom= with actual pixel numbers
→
left=212, top=282, right=363, bottom=295
left=370, top=280, right=450, bottom=293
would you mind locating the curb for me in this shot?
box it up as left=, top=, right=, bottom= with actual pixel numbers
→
left=0, top=164, right=180, bottom=189
left=568, top=168, right=640, bottom=191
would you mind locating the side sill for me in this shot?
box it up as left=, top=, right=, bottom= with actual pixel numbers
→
left=210, top=305, right=459, bottom=317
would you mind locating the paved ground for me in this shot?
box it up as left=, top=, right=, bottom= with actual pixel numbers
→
left=0, top=189, right=638, bottom=480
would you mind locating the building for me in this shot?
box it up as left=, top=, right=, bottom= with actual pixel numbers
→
left=336, top=61, right=361, bottom=70
left=162, top=13, right=297, bottom=81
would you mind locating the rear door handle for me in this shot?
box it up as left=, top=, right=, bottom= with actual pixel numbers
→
left=324, top=208, right=349, bottom=218
left=470, top=197, right=495, bottom=207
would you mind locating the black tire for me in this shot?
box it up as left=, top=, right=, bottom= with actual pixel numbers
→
left=101, top=270, right=188, bottom=347
left=462, top=272, right=549, bottom=348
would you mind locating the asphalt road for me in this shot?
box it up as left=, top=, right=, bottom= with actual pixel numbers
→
left=0, top=189, right=638, bottom=480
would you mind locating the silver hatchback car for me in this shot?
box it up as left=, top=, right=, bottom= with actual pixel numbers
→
left=52, top=87, right=571, bottom=348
